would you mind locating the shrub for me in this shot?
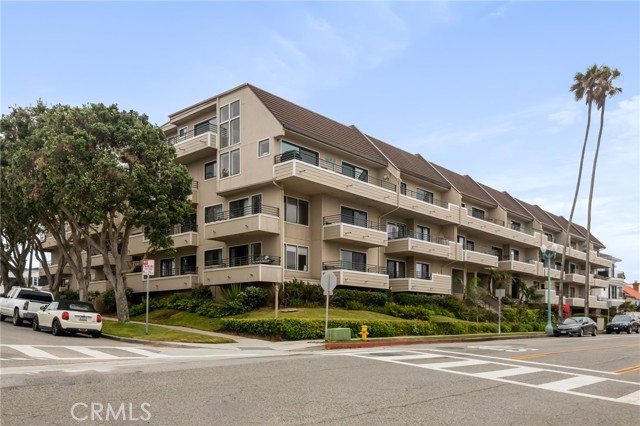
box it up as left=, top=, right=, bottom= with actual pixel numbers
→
left=191, top=286, right=214, bottom=301
left=385, top=302, right=432, bottom=321
left=101, top=287, right=134, bottom=313
left=58, top=289, right=80, bottom=300
left=332, top=289, right=388, bottom=308
left=282, top=279, right=324, bottom=307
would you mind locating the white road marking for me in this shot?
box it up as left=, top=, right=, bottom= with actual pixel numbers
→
left=417, top=359, right=488, bottom=369
left=474, top=366, right=542, bottom=379
left=67, top=346, right=119, bottom=359
left=617, top=390, right=640, bottom=404
left=114, top=347, right=169, bottom=358
left=538, top=375, right=606, bottom=391
left=8, top=345, right=58, bottom=359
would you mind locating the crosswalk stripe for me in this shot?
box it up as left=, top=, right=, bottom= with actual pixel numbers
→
left=417, top=359, right=488, bottom=369
left=474, top=366, right=542, bottom=379
left=8, top=345, right=58, bottom=359
left=114, top=347, right=169, bottom=358
left=383, top=353, right=444, bottom=361
left=617, top=390, right=640, bottom=404
left=538, top=375, right=607, bottom=392
left=67, top=347, right=118, bottom=359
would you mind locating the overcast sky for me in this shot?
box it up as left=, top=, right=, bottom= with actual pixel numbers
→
left=2, top=1, right=639, bottom=281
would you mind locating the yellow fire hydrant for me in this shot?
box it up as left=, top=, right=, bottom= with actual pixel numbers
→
left=359, top=325, right=368, bottom=341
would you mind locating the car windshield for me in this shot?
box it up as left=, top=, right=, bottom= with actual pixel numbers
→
left=611, top=315, right=631, bottom=322
left=561, top=318, right=579, bottom=325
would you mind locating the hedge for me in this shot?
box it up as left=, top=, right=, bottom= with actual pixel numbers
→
left=220, top=318, right=499, bottom=340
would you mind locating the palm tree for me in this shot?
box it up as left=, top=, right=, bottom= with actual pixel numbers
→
left=583, top=66, right=622, bottom=315
left=559, top=65, right=600, bottom=318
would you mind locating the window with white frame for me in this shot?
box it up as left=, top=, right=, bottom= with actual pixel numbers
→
left=511, top=249, right=520, bottom=261
left=416, top=225, right=430, bottom=241
left=416, top=262, right=430, bottom=280
left=466, top=240, right=475, bottom=251
left=220, top=149, right=240, bottom=177
left=285, top=244, right=308, bottom=271
left=285, top=197, right=308, bottom=225
left=204, top=204, right=224, bottom=223
left=178, top=127, right=187, bottom=140
left=204, top=161, right=217, bottom=180
left=220, top=101, right=240, bottom=148
left=258, top=139, right=270, bottom=157
left=160, top=258, right=176, bottom=277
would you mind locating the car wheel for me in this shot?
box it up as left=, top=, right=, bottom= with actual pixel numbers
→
left=592, top=328, right=597, bottom=336
left=578, top=328, right=583, bottom=337
left=636, top=326, right=639, bottom=334
left=91, top=331, right=101, bottom=338
left=12, top=309, right=23, bottom=326
left=627, top=327, right=631, bottom=334
left=51, top=319, right=64, bottom=336
left=32, top=316, right=40, bottom=331
left=0, top=314, right=6, bottom=322
left=616, top=330, right=620, bottom=334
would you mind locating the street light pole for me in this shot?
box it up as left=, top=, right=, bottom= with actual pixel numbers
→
left=540, top=244, right=558, bottom=335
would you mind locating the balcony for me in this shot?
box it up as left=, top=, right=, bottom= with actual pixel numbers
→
left=497, top=257, right=539, bottom=275
left=464, top=247, right=500, bottom=268
left=543, top=266, right=562, bottom=280
left=167, top=124, right=217, bottom=164
left=589, top=251, right=613, bottom=268
left=564, top=272, right=586, bottom=284
left=397, top=190, right=457, bottom=224
left=565, top=297, right=585, bottom=307
left=388, top=271, right=451, bottom=295
left=323, top=214, right=387, bottom=248
left=589, top=296, right=608, bottom=310
left=322, top=261, right=389, bottom=290
left=536, top=289, right=559, bottom=304
left=460, top=209, right=540, bottom=247
left=39, top=263, right=72, bottom=276
left=385, top=232, right=453, bottom=260
left=592, top=277, right=609, bottom=289
left=128, top=233, right=149, bottom=255
left=203, top=255, right=281, bottom=285
left=273, top=153, right=397, bottom=209
left=165, top=224, right=199, bottom=249
left=92, top=269, right=199, bottom=293
left=205, top=204, right=280, bottom=241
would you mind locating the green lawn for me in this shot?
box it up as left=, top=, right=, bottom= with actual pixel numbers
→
left=131, top=310, right=225, bottom=332
left=102, top=321, right=235, bottom=344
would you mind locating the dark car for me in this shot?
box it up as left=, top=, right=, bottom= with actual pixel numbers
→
left=553, top=316, right=597, bottom=337
left=605, top=315, right=640, bottom=334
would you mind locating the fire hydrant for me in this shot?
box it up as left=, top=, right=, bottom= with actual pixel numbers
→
left=359, top=325, right=368, bottom=341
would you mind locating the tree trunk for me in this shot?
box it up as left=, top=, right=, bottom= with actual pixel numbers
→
left=114, top=278, right=130, bottom=323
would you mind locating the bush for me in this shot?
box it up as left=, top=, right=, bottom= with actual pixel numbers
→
left=191, top=286, right=214, bottom=301
left=58, top=289, right=80, bottom=300
left=385, top=302, right=432, bottom=321
left=283, top=279, right=324, bottom=307
left=332, top=289, right=388, bottom=308
left=101, top=287, right=134, bottom=313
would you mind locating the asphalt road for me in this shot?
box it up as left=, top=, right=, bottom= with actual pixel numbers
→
left=1, top=320, right=638, bottom=426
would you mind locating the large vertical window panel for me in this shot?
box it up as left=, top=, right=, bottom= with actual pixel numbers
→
left=285, top=197, right=309, bottom=225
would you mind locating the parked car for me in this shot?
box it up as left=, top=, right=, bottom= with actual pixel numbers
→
left=553, top=316, right=597, bottom=337
left=0, top=287, right=55, bottom=326
left=605, top=314, right=639, bottom=334
left=32, top=300, right=102, bottom=338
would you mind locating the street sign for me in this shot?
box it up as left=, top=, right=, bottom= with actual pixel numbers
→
left=142, top=259, right=155, bottom=276
left=320, top=271, right=337, bottom=295
left=495, top=289, right=505, bottom=298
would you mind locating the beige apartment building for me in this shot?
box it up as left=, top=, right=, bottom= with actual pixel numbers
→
left=42, top=83, right=623, bottom=313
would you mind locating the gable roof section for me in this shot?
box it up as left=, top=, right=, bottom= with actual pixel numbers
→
left=623, top=286, right=640, bottom=300
left=515, top=199, right=563, bottom=232
left=366, top=135, right=450, bottom=189
left=479, top=184, right=533, bottom=220
left=431, top=163, right=497, bottom=207
left=247, top=84, right=388, bottom=166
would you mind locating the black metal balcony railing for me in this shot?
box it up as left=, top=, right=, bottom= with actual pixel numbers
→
left=164, top=223, right=198, bottom=235
left=206, top=204, right=279, bottom=223
left=166, top=124, right=217, bottom=146
left=469, top=210, right=506, bottom=227
left=323, top=214, right=384, bottom=231
left=386, top=230, right=449, bottom=245
left=401, top=187, right=449, bottom=209
left=159, top=266, right=198, bottom=277
left=322, top=261, right=386, bottom=274
left=274, top=153, right=396, bottom=192
left=509, top=222, right=535, bottom=236
left=387, top=270, right=433, bottom=280
left=204, top=255, right=281, bottom=269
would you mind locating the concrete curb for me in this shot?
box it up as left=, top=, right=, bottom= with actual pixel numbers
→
left=101, top=333, right=209, bottom=349
left=324, top=333, right=548, bottom=350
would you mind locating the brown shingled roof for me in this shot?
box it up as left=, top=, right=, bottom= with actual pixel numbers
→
left=431, top=163, right=497, bottom=207
left=479, top=184, right=533, bottom=220
left=515, top=199, right=563, bottom=232
left=366, top=135, right=450, bottom=189
left=247, top=84, right=387, bottom=165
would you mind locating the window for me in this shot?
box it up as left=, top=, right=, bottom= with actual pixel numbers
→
left=387, top=222, right=407, bottom=239
left=510, top=220, right=521, bottom=232
left=340, top=250, right=366, bottom=272
left=570, top=241, right=577, bottom=249
left=466, top=240, right=475, bottom=251
left=400, top=182, right=407, bottom=195
left=181, top=213, right=197, bottom=233
left=457, top=235, right=465, bottom=246
left=416, top=263, right=430, bottom=280
left=180, top=255, right=196, bottom=275
left=205, top=204, right=223, bottom=223
left=228, top=243, right=260, bottom=267
left=471, top=207, right=485, bottom=220
left=220, top=101, right=240, bottom=148
left=569, top=287, right=576, bottom=298
left=229, top=198, right=249, bottom=219
left=417, top=225, right=430, bottom=241
left=342, top=162, right=368, bottom=182
left=569, top=263, right=577, bottom=274
left=386, top=260, right=405, bottom=278
left=204, top=161, right=217, bottom=180
left=178, top=127, right=187, bottom=140
left=491, top=246, right=503, bottom=259
left=281, top=141, right=318, bottom=165
left=204, top=249, right=222, bottom=268
left=555, top=261, right=562, bottom=271
left=416, top=188, right=434, bottom=204
left=285, top=244, right=308, bottom=271
left=195, top=117, right=216, bottom=137
left=220, top=148, right=240, bottom=177
left=252, top=194, right=262, bottom=214
left=511, top=249, right=520, bottom=261
left=341, top=206, right=368, bottom=227
left=160, top=258, right=175, bottom=277
left=285, top=197, right=309, bottom=225
left=545, top=232, right=554, bottom=242
left=258, top=139, right=270, bottom=157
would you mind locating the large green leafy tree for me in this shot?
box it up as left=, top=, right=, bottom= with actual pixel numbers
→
left=2, top=103, right=193, bottom=322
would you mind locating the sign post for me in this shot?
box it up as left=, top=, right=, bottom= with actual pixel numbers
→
left=320, top=271, right=337, bottom=341
left=142, top=259, right=155, bottom=335
left=495, top=289, right=505, bottom=335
